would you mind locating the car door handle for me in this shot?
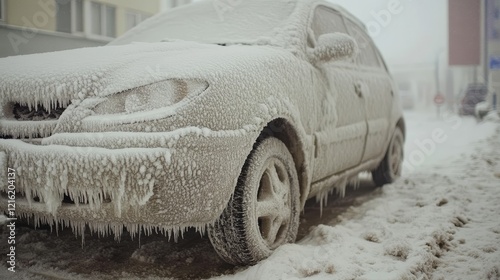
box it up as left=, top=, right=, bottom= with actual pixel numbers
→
left=354, top=83, right=363, bottom=97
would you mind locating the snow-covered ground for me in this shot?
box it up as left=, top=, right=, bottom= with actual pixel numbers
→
left=1, top=110, right=499, bottom=279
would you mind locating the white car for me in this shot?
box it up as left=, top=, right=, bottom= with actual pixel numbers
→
left=0, top=0, right=405, bottom=265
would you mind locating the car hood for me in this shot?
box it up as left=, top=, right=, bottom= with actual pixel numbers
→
left=0, top=41, right=291, bottom=110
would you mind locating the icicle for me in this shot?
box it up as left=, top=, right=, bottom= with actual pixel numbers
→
left=81, top=223, right=85, bottom=248
left=319, top=193, right=323, bottom=217
left=55, top=218, right=59, bottom=235
left=139, top=227, right=141, bottom=248
left=174, top=226, right=179, bottom=242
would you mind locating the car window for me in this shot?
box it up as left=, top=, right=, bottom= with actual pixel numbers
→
left=345, top=19, right=381, bottom=68
left=111, top=0, right=297, bottom=46
left=311, top=6, right=348, bottom=40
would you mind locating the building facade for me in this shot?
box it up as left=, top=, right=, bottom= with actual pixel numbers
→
left=0, top=0, right=191, bottom=58
left=447, top=0, right=498, bottom=113
left=486, top=0, right=500, bottom=112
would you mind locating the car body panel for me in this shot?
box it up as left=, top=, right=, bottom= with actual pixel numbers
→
left=312, top=62, right=367, bottom=180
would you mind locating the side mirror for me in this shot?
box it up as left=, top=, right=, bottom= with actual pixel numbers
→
left=308, top=33, right=358, bottom=63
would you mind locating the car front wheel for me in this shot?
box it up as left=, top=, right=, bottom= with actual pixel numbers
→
left=208, top=137, right=300, bottom=265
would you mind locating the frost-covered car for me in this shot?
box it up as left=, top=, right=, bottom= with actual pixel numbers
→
left=0, top=0, right=404, bottom=265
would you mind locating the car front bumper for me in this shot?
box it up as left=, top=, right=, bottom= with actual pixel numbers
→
left=0, top=128, right=256, bottom=236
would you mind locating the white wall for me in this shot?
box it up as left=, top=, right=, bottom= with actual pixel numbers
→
left=0, top=24, right=105, bottom=58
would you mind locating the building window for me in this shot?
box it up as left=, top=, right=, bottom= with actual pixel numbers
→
left=56, top=0, right=84, bottom=34
left=168, top=0, right=191, bottom=8
left=90, top=2, right=116, bottom=38
left=125, top=11, right=150, bottom=31
left=0, top=0, right=6, bottom=21
left=73, top=0, right=84, bottom=33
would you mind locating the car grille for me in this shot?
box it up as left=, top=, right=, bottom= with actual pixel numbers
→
left=12, top=103, right=67, bottom=121
left=0, top=101, right=70, bottom=139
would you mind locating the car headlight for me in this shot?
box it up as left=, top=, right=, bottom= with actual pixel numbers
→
left=93, top=79, right=208, bottom=115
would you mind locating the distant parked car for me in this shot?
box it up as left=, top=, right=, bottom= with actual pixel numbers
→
left=459, top=83, right=488, bottom=116
left=0, top=0, right=405, bottom=265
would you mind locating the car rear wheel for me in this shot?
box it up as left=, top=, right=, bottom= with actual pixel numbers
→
left=208, top=137, right=300, bottom=265
left=372, top=127, right=404, bottom=186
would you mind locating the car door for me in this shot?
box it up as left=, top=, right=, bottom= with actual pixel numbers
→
left=344, top=19, right=393, bottom=161
left=311, top=6, right=368, bottom=181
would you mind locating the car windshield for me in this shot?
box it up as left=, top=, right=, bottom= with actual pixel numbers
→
left=110, top=0, right=297, bottom=46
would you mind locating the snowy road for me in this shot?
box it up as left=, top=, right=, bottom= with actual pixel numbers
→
left=1, top=111, right=499, bottom=280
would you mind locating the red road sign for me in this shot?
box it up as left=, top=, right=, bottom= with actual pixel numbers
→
left=434, top=93, right=445, bottom=105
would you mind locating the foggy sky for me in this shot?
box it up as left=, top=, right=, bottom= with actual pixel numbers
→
left=331, top=0, right=448, bottom=67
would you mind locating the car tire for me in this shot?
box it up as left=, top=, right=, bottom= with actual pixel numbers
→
left=208, top=137, right=300, bottom=265
left=372, top=127, right=404, bottom=187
